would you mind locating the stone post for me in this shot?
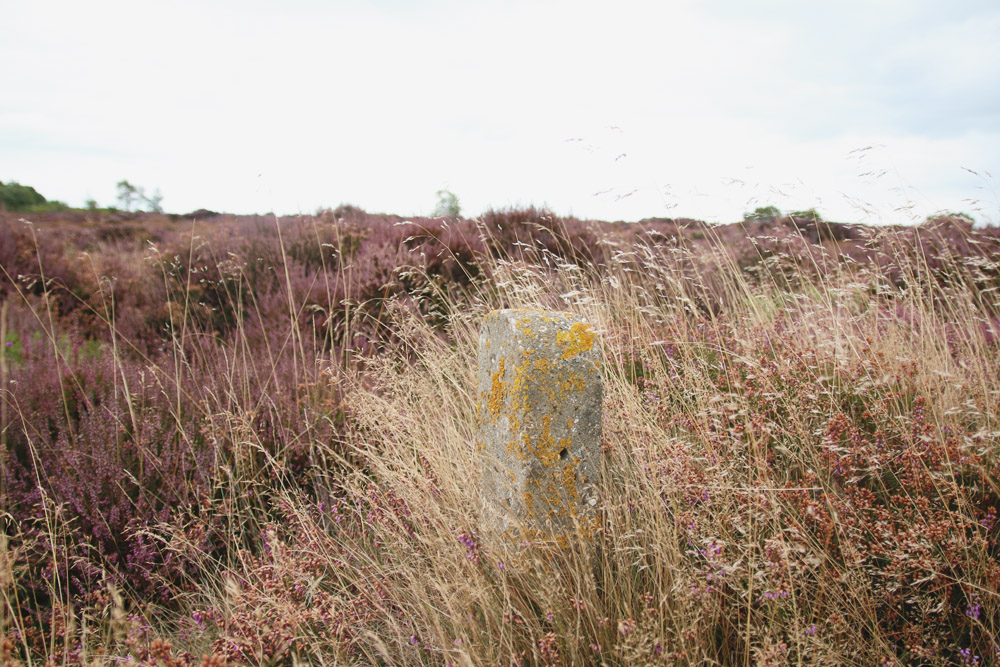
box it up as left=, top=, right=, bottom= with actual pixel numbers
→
left=476, top=309, right=602, bottom=547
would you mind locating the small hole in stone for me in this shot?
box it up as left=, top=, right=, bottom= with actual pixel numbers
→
left=559, top=448, right=569, bottom=461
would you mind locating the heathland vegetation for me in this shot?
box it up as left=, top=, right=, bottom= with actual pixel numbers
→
left=1, top=204, right=998, bottom=665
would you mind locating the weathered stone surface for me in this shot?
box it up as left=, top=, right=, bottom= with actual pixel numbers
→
left=476, top=309, right=602, bottom=545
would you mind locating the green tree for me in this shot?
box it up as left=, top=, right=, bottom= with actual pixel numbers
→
left=116, top=179, right=164, bottom=213
left=433, top=189, right=461, bottom=217
left=116, top=180, right=138, bottom=211
left=743, top=205, right=782, bottom=222
left=0, top=181, right=47, bottom=211
left=146, top=188, right=164, bottom=213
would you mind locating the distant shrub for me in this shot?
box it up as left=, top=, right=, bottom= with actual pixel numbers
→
left=479, top=206, right=601, bottom=267
left=0, top=180, right=48, bottom=211
left=921, top=211, right=975, bottom=232
left=433, top=189, right=461, bottom=217
left=330, top=203, right=367, bottom=220
left=23, top=200, right=72, bottom=213
left=789, top=207, right=823, bottom=222
left=743, top=205, right=782, bottom=222
left=184, top=208, right=220, bottom=219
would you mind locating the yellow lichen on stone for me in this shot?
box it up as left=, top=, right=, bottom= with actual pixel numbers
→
left=533, top=418, right=561, bottom=469
left=506, top=436, right=522, bottom=458
left=488, top=357, right=506, bottom=420
left=510, top=357, right=556, bottom=415
left=556, top=322, right=596, bottom=360
left=557, top=373, right=585, bottom=397
left=558, top=461, right=580, bottom=501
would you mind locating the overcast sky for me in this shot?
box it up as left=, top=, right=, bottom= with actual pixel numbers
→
left=2, top=0, right=998, bottom=224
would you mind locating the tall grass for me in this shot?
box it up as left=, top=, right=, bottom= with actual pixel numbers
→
left=1, top=209, right=998, bottom=665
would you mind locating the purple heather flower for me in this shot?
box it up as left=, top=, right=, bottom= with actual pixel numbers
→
left=959, top=647, right=980, bottom=665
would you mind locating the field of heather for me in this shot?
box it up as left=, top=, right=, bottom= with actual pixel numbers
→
left=1, top=207, right=999, bottom=665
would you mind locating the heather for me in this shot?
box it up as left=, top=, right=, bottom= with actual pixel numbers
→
left=1, top=206, right=999, bottom=665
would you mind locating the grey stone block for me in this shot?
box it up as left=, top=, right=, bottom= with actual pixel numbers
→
left=476, top=309, right=602, bottom=546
